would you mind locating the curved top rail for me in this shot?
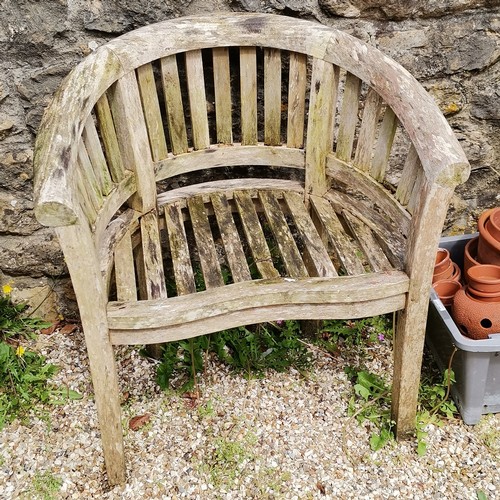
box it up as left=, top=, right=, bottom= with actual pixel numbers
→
left=34, top=13, right=470, bottom=227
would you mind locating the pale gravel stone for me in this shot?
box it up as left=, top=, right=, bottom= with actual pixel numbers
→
left=0, top=327, right=498, bottom=499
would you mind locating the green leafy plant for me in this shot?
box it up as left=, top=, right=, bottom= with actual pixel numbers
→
left=0, top=288, right=81, bottom=430
left=156, top=320, right=312, bottom=393
left=0, top=288, right=51, bottom=340
left=346, top=364, right=457, bottom=455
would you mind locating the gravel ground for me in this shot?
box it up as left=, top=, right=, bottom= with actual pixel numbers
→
left=0, top=327, right=498, bottom=499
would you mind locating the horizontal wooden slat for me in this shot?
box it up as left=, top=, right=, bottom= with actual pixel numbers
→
left=108, top=271, right=410, bottom=331
left=158, top=178, right=303, bottom=206
left=155, top=145, right=305, bottom=182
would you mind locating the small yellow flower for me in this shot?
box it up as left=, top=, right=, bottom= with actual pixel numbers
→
left=2, top=284, right=12, bottom=295
left=15, top=345, right=25, bottom=357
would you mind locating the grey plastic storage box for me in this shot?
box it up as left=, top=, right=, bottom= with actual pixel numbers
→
left=425, top=233, right=500, bottom=425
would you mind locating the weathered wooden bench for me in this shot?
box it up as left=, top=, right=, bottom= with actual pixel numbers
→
left=33, top=13, right=470, bottom=484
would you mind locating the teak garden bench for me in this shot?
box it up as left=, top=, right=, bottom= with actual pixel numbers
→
left=33, top=13, right=470, bottom=484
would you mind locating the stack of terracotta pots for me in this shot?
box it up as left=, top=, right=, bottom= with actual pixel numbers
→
left=452, top=208, right=500, bottom=339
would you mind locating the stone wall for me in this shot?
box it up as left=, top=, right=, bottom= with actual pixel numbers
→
left=1, top=0, right=499, bottom=319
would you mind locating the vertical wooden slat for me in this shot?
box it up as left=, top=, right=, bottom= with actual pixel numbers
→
left=259, top=191, right=308, bottom=278
left=353, top=87, right=383, bottom=172
left=140, top=211, right=167, bottom=299
left=75, top=168, right=98, bottom=224
left=108, top=71, right=157, bottom=213
left=185, top=50, right=210, bottom=150
left=264, top=48, right=281, bottom=146
left=396, top=144, right=420, bottom=206
left=407, top=168, right=425, bottom=215
left=136, top=63, right=169, bottom=161
left=82, top=115, right=113, bottom=196
left=283, top=191, right=337, bottom=277
left=114, top=231, right=137, bottom=301
left=95, top=94, right=125, bottom=183
left=305, top=59, right=339, bottom=197
left=213, top=47, right=233, bottom=144
left=287, top=52, right=307, bottom=149
left=233, top=191, right=279, bottom=279
left=161, top=55, right=189, bottom=155
left=240, top=47, right=258, bottom=145
left=371, top=107, right=398, bottom=181
left=78, top=142, right=103, bottom=209
left=164, top=203, right=196, bottom=295
left=187, top=196, right=224, bottom=289
left=336, top=72, right=361, bottom=162
left=211, top=193, right=252, bottom=283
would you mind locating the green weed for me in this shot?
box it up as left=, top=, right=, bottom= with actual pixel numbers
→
left=0, top=289, right=81, bottom=430
left=26, top=470, right=62, bottom=500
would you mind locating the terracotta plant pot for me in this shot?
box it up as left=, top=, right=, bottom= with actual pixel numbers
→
left=432, top=248, right=454, bottom=283
left=477, top=208, right=500, bottom=266
left=466, top=264, right=500, bottom=293
left=452, top=287, right=500, bottom=340
left=434, top=248, right=451, bottom=274
left=433, top=279, right=462, bottom=307
left=485, top=207, right=500, bottom=242
left=451, top=262, right=461, bottom=283
left=464, top=236, right=481, bottom=278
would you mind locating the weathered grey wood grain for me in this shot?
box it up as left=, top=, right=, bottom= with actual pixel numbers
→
left=155, top=145, right=305, bottom=182
left=187, top=196, right=224, bottom=289
left=240, top=47, right=258, bottom=145
left=108, top=70, right=157, bottom=213
left=371, top=107, right=398, bottom=181
left=309, top=195, right=364, bottom=275
left=233, top=191, right=279, bottom=280
left=140, top=211, right=167, bottom=299
left=136, top=63, right=169, bottom=161
left=287, top=52, right=307, bottom=149
left=326, top=155, right=411, bottom=237
left=264, top=48, right=282, bottom=146
left=396, top=144, right=420, bottom=206
left=336, top=72, right=361, bottom=162
left=213, top=47, right=233, bottom=144
left=95, top=94, right=125, bottom=183
left=211, top=193, right=252, bottom=283
left=114, top=231, right=137, bottom=301
left=305, top=59, right=339, bottom=197
left=259, top=191, right=308, bottom=278
left=353, top=87, right=382, bottom=172
left=342, top=211, right=393, bottom=272
left=55, top=220, right=125, bottom=485
left=164, top=202, right=196, bottom=295
left=82, top=115, right=113, bottom=196
left=185, top=50, right=210, bottom=150
left=283, top=191, right=337, bottom=277
left=161, top=55, right=189, bottom=155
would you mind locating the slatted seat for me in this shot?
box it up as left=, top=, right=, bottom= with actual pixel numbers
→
left=33, top=14, right=470, bottom=485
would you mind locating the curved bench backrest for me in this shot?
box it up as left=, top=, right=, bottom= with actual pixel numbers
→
left=34, top=14, right=470, bottom=243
